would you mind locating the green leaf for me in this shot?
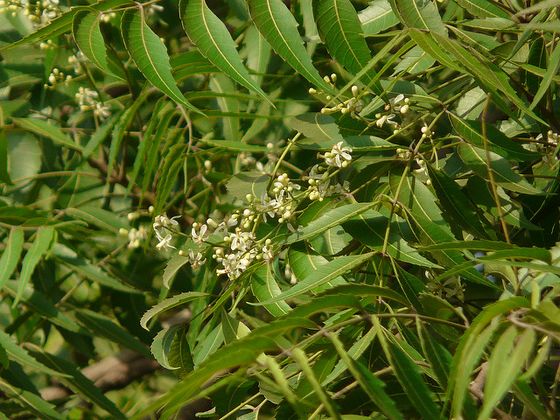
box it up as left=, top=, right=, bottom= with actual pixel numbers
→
left=82, top=111, right=120, bottom=159
left=446, top=297, right=530, bottom=415
left=530, top=43, right=560, bottom=109
left=152, top=326, right=189, bottom=370
left=162, top=255, right=189, bottom=289
left=72, top=9, right=125, bottom=79
left=0, top=227, right=24, bottom=290
left=418, top=325, right=452, bottom=388
left=180, top=0, right=272, bottom=105
left=121, top=8, right=198, bottom=112
left=0, top=130, right=12, bottom=184
left=477, top=247, right=551, bottom=264
left=247, top=0, right=333, bottom=93
left=149, top=318, right=316, bottom=415
left=0, top=378, right=63, bottom=420
left=287, top=202, right=376, bottom=244
left=4, top=281, right=82, bottom=333
left=226, top=171, right=270, bottom=199
left=141, top=292, right=209, bottom=330
left=420, top=240, right=515, bottom=251
left=0, top=330, right=64, bottom=377
left=287, top=113, right=343, bottom=144
left=65, top=206, right=128, bottom=233
left=288, top=243, right=347, bottom=293
left=15, top=226, right=55, bottom=305
left=107, top=89, right=151, bottom=184
left=256, top=252, right=374, bottom=304
left=250, top=263, right=291, bottom=317
left=427, top=165, right=487, bottom=238
left=375, top=323, right=440, bottom=420
left=328, top=332, right=403, bottom=420
left=457, top=143, right=541, bottom=194
left=28, top=348, right=125, bottom=419
left=209, top=74, right=241, bottom=142
left=359, top=0, right=399, bottom=36
left=323, top=326, right=377, bottom=385
left=53, top=244, right=140, bottom=294
left=389, top=0, right=447, bottom=35
left=202, top=139, right=267, bottom=152
left=480, top=327, right=535, bottom=420
left=455, top=0, right=510, bottom=19
left=314, top=0, right=381, bottom=93
left=344, top=211, right=441, bottom=268
left=448, top=113, right=539, bottom=161
left=168, top=325, right=195, bottom=374
left=75, top=309, right=150, bottom=357
left=0, top=0, right=132, bottom=52
left=12, top=117, right=82, bottom=152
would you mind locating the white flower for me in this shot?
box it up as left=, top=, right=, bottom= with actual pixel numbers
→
left=324, top=142, right=352, bottom=168
left=187, top=250, right=206, bottom=269
left=155, top=233, right=174, bottom=251
left=127, top=226, right=147, bottom=249
left=191, top=223, right=209, bottom=244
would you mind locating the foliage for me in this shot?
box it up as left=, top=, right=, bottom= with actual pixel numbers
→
left=1, top=0, right=560, bottom=418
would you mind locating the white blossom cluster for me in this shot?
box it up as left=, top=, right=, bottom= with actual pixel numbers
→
left=375, top=94, right=410, bottom=130
left=306, top=142, right=352, bottom=201
left=75, top=87, right=111, bottom=120
left=153, top=213, right=180, bottom=251
left=45, top=67, right=72, bottom=89
left=0, top=0, right=61, bottom=25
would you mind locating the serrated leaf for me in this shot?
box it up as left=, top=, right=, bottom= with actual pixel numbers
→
left=226, top=171, right=270, bottom=199
left=15, top=226, right=55, bottom=305
left=481, top=327, right=535, bottom=420
left=448, top=113, right=539, bottom=161
left=250, top=264, right=291, bottom=317
left=287, top=113, right=343, bottom=144
left=344, top=211, right=441, bottom=268
left=202, top=139, right=267, bottom=152
left=12, top=117, right=82, bottom=152
left=447, top=297, right=530, bottom=415
left=180, top=0, right=271, bottom=105
left=328, top=332, right=403, bottom=420
left=0, top=378, right=62, bottom=420
left=287, top=202, right=376, bottom=244
left=359, top=0, right=399, bottom=36
left=530, top=43, right=560, bottom=109
left=151, top=326, right=185, bottom=370
left=248, top=0, right=333, bottom=93
left=0, top=0, right=132, bottom=52
left=314, top=0, right=381, bottom=93
left=389, top=0, right=447, bottom=35
left=72, top=9, right=125, bottom=79
left=257, top=252, right=374, bottom=304
left=141, top=292, right=209, bottom=330
left=457, top=143, right=541, bottom=194
left=53, top=244, right=140, bottom=294
left=121, top=8, right=197, bottom=112
left=0, top=330, right=64, bottom=377
left=65, top=206, right=128, bottom=233
left=28, top=348, right=125, bottom=419
left=75, top=309, right=150, bottom=357
left=427, top=165, right=487, bottom=238
left=149, top=318, right=316, bottom=415
left=288, top=243, right=347, bottom=293
left=0, top=227, right=24, bottom=290
left=455, top=0, right=510, bottom=19
left=375, top=325, right=440, bottom=420
left=162, top=255, right=189, bottom=289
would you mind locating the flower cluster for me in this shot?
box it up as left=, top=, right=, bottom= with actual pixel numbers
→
left=0, top=0, right=61, bottom=25
left=45, top=68, right=72, bottom=89
left=375, top=94, right=410, bottom=130
left=153, top=214, right=180, bottom=251
left=75, top=87, right=111, bottom=120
